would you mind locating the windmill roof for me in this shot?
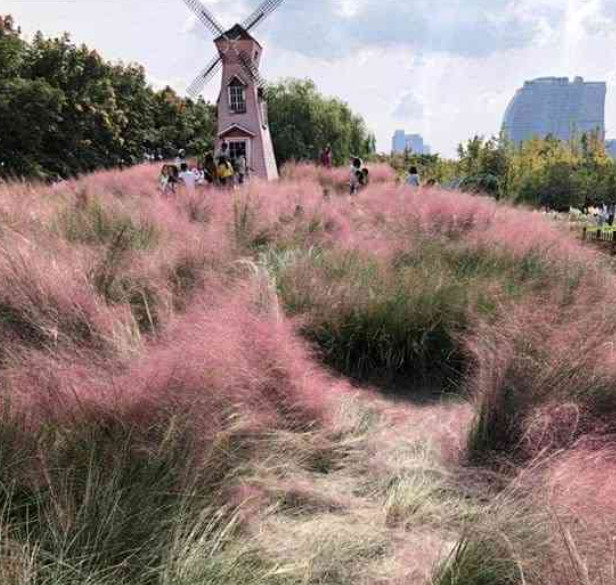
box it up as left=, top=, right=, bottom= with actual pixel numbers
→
left=218, top=123, right=256, bottom=138
left=215, top=24, right=261, bottom=47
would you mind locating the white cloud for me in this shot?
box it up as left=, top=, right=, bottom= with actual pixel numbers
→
left=392, top=92, right=425, bottom=120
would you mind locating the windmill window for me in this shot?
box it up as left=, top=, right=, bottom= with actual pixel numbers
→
left=228, top=78, right=246, bottom=114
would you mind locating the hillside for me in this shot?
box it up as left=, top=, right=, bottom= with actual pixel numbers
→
left=0, top=164, right=614, bottom=585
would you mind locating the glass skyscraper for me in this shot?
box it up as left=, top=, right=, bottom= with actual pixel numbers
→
left=502, top=77, right=606, bottom=144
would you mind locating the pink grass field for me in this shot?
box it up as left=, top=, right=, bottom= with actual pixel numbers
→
left=2, top=162, right=616, bottom=582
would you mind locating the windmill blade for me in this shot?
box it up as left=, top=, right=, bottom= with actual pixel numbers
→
left=243, top=0, right=286, bottom=32
left=186, top=55, right=223, bottom=98
left=236, top=49, right=268, bottom=90
left=182, top=0, right=226, bottom=37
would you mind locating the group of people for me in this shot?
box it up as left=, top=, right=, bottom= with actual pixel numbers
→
left=159, top=145, right=250, bottom=195
left=159, top=145, right=429, bottom=197
left=577, top=203, right=616, bottom=227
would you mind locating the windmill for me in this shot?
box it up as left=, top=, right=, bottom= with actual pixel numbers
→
left=182, top=0, right=285, bottom=181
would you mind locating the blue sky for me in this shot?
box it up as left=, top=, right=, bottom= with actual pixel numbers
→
left=5, top=0, right=616, bottom=156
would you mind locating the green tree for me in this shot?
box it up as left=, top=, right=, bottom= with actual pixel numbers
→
left=0, top=16, right=216, bottom=179
left=0, top=78, right=65, bottom=178
left=0, top=15, right=25, bottom=78
left=266, top=79, right=375, bottom=165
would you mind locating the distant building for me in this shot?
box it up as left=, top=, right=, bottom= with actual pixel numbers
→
left=392, top=130, right=406, bottom=154
left=606, top=139, right=616, bottom=159
left=391, top=130, right=429, bottom=154
left=502, top=76, right=606, bottom=144
left=405, top=134, right=424, bottom=154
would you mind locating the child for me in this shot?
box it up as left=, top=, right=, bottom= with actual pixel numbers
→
left=160, top=164, right=178, bottom=195
left=179, top=162, right=196, bottom=193
left=349, top=157, right=362, bottom=195
left=406, top=166, right=420, bottom=188
left=217, top=156, right=234, bottom=188
left=235, top=154, right=247, bottom=185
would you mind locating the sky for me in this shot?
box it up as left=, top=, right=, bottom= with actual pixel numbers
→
left=5, top=0, right=616, bottom=157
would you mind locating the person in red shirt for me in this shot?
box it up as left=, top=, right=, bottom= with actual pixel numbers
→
left=320, top=145, right=333, bottom=168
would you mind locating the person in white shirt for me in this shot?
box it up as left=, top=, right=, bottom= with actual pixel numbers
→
left=406, top=166, right=420, bottom=188
left=175, top=149, right=186, bottom=166
left=235, top=154, right=247, bottom=185
left=193, top=162, right=206, bottom=186
left=179, top=163, right=196, bottom=193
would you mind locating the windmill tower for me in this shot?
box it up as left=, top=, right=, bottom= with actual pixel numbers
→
left=182, top=0, right=284, bottom=181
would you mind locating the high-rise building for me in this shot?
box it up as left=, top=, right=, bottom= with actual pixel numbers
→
left=607, top=139, right=616, bottom=159
left=405, top=134, right=424, bottom=154
left=391, top=130, right=429, bottom=154
left=392, top=130, right=407, bottom=154
left=502, top=77, right=606, bottom=144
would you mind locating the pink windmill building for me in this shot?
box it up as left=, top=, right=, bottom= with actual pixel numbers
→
left=182, top=0, right=284, bottom=181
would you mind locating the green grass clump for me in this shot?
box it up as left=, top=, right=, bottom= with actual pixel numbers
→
left=265, top=247, right=468, bottom=384
left=58, top=197, right=158, bottom=250
left=262, top=237, right=564, bottom=387
left=431, top=492, right=552, bottom=585
left=0, top=403, right=282, bottom=585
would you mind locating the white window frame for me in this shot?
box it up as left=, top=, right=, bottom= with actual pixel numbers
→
left=228, top=79, right=247, bottom=114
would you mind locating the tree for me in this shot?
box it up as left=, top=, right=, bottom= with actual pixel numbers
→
left=0, top=15, right=25, bottom=78
left=266, top=79, right=375, bottom=166
left=0, top=78, right=65, bottom=178
left=0, top=15, right=216, bottom=179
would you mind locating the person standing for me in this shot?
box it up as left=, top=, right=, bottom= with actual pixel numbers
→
left=235, top=154, right=247, bottom=185
left=159, top=164, right=171, bottom=194
left=194, top=162, right=206, bottom=186
left=320, top=145, right=333, bottom=169
left=203, top=152, right=217, bottom=185
left=179, top=162, right=196, bottom=194
left=607, top=202, right=616, bottom=227
left=406, top=166, right=420, bottom=188
left=217, top=156, right=234, bottom=188
left=349, top=157, right=362, bottom=196
left=160, top=164, right=179, bottom=195
left=325, top=145, right=333, bottom=169
left=175, top=149, right=187, bottom=166
left=217, top=141, right=229, bottom=160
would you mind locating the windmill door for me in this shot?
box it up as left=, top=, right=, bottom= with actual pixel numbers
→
left=229, top=139, right=251, bottom=167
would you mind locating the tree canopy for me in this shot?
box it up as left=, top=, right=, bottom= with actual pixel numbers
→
left=455, top=132, right=616, bottom=209
left=0, top=15, right=215, bottom=180
left=266, top=79, right=376, bottom=166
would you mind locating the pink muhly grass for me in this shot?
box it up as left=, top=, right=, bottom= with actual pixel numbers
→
left=0, top=286, right=339, bottom=492
left=76, top=164, right=162, bottom=199
left=280, top=162, right=395, bottom=190
left=1, top=285, right=333, bottom=437
left=0, top=235, right=133, bottom=354
left=123, top=289, right=333, bottom=436
left=466, top=278, right=616, bottom=462
left=543, top=445, right=616, bottom=583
